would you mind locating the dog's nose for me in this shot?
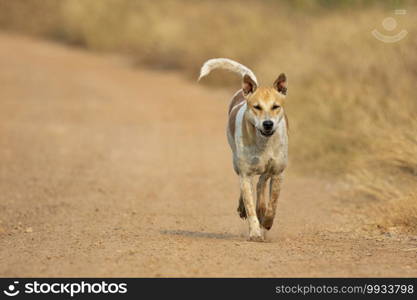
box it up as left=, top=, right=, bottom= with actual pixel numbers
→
left=263, top=120, right=274, bottom=131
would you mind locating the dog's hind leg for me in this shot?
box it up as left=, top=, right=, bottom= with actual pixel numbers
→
left=240, top=175, right=263, bottom=241
left=256, top=174, right=269, bottom=223
left=261, top=174, right=282, bottom=230
left=237, top=193, right=247, bottom=219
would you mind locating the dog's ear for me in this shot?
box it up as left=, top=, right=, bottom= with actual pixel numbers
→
left=273, top=73, right=287, bottom=95
left=242, top=74, right=257, bottom=96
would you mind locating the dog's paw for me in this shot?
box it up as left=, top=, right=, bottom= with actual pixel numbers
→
left=261, top=217, right=274, bottom=231
left=248, top=234, right=264, bottom=242
left=248, top=227, right=264, bottom=242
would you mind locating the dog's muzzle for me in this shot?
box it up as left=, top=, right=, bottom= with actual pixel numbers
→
left=260, top=120, right=275, bottom=137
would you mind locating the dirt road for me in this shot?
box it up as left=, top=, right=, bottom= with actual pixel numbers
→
left=0, top=33, right=416, bottom=277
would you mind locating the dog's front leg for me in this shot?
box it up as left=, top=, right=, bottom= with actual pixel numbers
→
left=256, top=174, right=269, bottom=224
left=262, top=174, right=282, bottom=230
left=240, top=175, right=263, bottom=241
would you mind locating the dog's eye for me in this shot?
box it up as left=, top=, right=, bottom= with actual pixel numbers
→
left=253, top=105, right=262, bottom=111
left=272, top=104, right=281, bottom=110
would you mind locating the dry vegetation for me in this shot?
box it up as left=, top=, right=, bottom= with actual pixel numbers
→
left=0, top=0, right=416, bottom=233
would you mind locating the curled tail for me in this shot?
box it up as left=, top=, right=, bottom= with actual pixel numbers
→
left=198, top=58, right=258, bottom=85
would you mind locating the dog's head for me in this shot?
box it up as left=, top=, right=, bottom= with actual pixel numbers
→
left=242, top=73, right=287, bottom=137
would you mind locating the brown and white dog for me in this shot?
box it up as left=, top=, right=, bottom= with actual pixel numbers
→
left=199, top=58, right=289, bottom=241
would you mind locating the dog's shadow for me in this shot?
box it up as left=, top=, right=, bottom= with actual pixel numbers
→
left=160, top=229, right=242, bottom=240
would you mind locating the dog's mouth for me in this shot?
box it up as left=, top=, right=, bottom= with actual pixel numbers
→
left=259, top=129, right=275, bottom=137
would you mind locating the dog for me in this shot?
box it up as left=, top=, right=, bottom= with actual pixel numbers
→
left=199, top=58, right=289, bottom=241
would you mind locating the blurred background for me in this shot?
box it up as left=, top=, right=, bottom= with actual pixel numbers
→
left=0, top=0, right=416, bottom=240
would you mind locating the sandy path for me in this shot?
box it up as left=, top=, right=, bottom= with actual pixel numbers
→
left=0, top=33, right=416, bottom=277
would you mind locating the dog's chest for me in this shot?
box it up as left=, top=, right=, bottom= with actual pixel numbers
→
left=241, top=137, right=287, bottom=175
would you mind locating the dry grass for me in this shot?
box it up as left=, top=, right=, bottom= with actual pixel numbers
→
left=0, top=0, right=416, bottom=233
left=348, top=121, right=417, bottom=233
